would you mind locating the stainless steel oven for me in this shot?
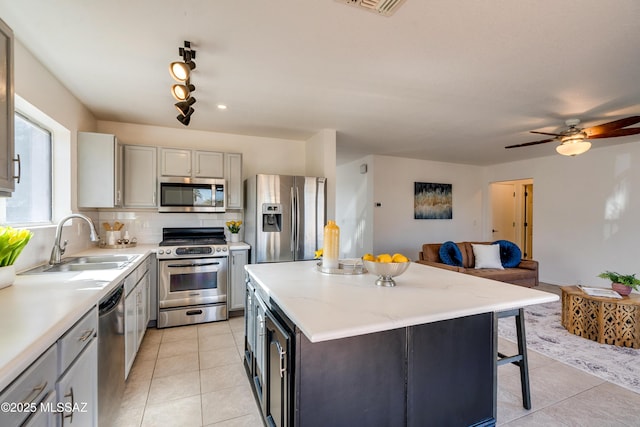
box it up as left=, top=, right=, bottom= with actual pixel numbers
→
left=157, top=227, right=229, bottom=328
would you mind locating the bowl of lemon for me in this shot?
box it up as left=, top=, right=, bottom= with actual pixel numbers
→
left=362, top=253, right=411, bottom=287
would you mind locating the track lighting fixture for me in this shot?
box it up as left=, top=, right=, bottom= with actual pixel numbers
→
left=170, top=41, right=197, bottom=126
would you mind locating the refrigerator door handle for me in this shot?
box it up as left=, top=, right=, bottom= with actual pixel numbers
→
left=290, top=186, right=296, bottom=252
left=295, top=186, right=301, bottom=253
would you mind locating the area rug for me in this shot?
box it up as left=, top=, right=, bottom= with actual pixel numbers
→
left=498, top=300, right=640, bottom=395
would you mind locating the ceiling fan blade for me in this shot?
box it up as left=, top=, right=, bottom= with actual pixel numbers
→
left=530, top=130, right=563, bottom=137
left=585, top=116, right=640, bottom=137
left=587, top=128, right=640, bottom=139
left=505, top=138, right=556, bottom=149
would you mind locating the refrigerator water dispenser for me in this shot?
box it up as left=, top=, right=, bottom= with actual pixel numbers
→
left=262, top=203, right=282, bottom=232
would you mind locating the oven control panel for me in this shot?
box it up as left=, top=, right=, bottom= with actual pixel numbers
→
left=157, top=245, right=229, bottom=258
left=176, top=246, right=213, bottom=256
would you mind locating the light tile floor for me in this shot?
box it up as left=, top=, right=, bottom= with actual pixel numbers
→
left=116, top=313, right=640, bottom=427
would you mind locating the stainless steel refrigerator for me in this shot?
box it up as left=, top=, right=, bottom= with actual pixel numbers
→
left=245, top=174, right=326, bottom=263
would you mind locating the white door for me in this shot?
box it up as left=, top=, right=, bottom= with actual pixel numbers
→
left=490, top=183, right=516, bottom=242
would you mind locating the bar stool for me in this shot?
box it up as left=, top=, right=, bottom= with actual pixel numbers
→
left=497, top=308, right=531, bottom=409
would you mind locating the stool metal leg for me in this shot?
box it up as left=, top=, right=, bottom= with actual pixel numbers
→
left=497, top=308, right=531, bottom=410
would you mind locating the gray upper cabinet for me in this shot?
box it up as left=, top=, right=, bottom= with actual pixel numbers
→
left=77, top=132, right=123, bottom=208
left=159, top=148, right=224, bottom=178
left=224, top=153, right=243, bottom=209
left=159, top=148, right=191, bottom=177
left=0, top=18, right=15, bottom=195
left=194, top=150, right=224, bottom=178
left=123, top=145, right=157, bottom=207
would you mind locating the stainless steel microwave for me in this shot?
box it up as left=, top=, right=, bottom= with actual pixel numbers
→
left=158, top=177, right=226, bottom=213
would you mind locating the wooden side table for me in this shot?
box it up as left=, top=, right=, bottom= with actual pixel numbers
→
left=561, top=286, right=640, bottom=348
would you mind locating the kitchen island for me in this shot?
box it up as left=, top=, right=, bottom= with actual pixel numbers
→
left=244, top=261, right=558, bottom=427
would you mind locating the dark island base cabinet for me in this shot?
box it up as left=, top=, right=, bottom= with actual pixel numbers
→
left=248, top=298, right=496, bottom=427
left=407, top=313, right=496, bottom=427
left=295, top=327, right=406, bottom=427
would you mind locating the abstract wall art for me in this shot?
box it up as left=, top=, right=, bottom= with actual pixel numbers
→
left=414, top=182, right=452, bottom=219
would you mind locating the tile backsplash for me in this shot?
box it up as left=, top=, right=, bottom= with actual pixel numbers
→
left=96, top=211, right=244, bottom=243
left=14, top=210, right=243, bottom=273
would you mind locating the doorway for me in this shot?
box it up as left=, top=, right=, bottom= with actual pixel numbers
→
left=490, top=179, right=534, bottom=259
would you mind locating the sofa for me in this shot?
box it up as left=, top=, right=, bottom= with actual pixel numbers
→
left=417, top=241, right=539, bottom=288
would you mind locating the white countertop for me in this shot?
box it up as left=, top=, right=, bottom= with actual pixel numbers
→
left=245, top=261, right=559, bottom=343
left=0, top=245, right=156, bottom=391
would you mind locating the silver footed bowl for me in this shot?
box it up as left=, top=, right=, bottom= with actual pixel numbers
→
left=362, top=260, right=411, bottom=287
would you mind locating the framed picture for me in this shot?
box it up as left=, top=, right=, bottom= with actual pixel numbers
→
left=414, top=182, right=452, bottom=219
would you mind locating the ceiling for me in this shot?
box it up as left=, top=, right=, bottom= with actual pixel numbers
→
left=1, top=0, right=639, bottom=165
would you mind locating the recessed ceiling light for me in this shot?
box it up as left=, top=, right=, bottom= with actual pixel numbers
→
left=217, top=104, right=227, bottom=110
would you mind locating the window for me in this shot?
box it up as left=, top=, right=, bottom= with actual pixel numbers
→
left=5, top=113, right=52, bottom=224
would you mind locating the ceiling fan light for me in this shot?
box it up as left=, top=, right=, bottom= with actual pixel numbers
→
left=556, top=140, right=591, bottom=156
left=171, top=83, right=195, bottom=101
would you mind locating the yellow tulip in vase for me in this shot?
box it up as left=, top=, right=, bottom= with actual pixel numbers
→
left=0, top=226, right=34, bottom=290
left=226, top=220, right=242, bottom=243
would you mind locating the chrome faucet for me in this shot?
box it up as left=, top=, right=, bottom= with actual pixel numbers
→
left=49, top=214, right=100, bottom=265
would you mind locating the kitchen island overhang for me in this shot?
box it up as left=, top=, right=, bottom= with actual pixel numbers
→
left=244, top=261, right=559, bottom=427
left=246, top=261, right=558, bottom=343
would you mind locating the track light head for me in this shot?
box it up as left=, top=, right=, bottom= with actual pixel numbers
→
left=171, top=83, right=195, bottom=101
left=176, top=107, right=195, bottom=126
left=169, top=60, right=196, bottom=82
left=175, top=97, right=196, bottom=115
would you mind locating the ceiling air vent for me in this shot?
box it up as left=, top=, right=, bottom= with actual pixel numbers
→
left=336, top=0, right=407, bottom=16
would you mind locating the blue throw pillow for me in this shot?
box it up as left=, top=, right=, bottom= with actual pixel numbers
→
left=439, top=241, right=463, bottom=267
left=493, top=240, right=522, bottom=268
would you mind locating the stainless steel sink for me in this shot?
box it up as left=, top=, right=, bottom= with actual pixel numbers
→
left=70, top=255, right=137, bottom=264
left=22, top=254, right=139, bottom=274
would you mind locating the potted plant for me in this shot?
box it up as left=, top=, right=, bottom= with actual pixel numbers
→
left=226, top=220, right=242, bottom=243
left=597, top=271, right=640, bottom=296
left=0, top=226, right=33, bottom=290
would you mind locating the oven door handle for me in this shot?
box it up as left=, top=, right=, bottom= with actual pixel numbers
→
left=166, top=261, right=221, bottom=268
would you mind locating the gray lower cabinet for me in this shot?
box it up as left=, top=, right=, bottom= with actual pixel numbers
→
left=124, top=257, right=151, bottom=378
left=22, top=391, right=56, bottom=427
left=56, top=339, right=98, bottom=426
left=229, top=249, right=248, bottom=311
left=0, top=306, right=98, bottom=427
left=0, top=345, right=57, bottom=427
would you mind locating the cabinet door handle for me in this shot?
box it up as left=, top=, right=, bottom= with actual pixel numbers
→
left=276, top=341, right=286, bottom=378
left=12, top=155, right=21, bottom=184
left=78, top=329, right=95, bottom=342
left=62, top=386, right=75, bottom=425
left=20, top=381, right=47, bottom=406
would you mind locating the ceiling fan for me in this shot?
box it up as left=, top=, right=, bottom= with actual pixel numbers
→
left=505, top=116, right=640, bottom=156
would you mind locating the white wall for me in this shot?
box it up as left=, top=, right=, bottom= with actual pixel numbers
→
left=305, top=129, right=337, bottom=220
left=337, top=155, right=484, bottom=260
left=12, top=40, right=98, bottom=272
left=484, top=141, right=640, bottom=287
left=93, top=121, right=335, bottom=244
left=336, top=156, right=373, bottom=258
left=96, top=121, right=307, bottom=179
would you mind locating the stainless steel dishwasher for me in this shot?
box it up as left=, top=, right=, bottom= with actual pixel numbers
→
left=98, top=283, right=125, bottom=427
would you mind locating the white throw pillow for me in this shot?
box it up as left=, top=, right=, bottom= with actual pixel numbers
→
left=472, top=243, right=504, bottom=269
